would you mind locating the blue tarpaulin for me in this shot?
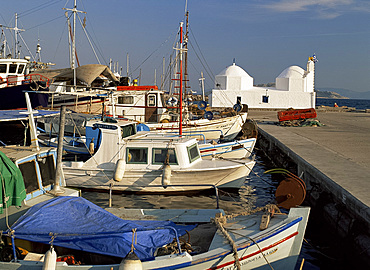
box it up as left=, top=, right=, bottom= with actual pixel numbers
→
left=9, top=196, right=195, bottom=260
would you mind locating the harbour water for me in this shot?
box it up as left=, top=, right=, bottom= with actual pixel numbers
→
left=82, top=148, right=356, bottom=270
left=316, top=98, right=370, bottom=110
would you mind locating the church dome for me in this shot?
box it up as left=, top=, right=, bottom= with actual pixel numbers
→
left=218, top=63, right=252, bottom=78
left=277, top=66, right=304, bottom=79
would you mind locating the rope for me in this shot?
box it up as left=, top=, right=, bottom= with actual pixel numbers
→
left=48, top=232, right=57, bottom=248
left=130, top=228, right=137, bottom=254
left=211, top=205, right=283, bottom=270
left=231, top=230, right=275, bottom=270
left=212, top=213, right=241, bottom=270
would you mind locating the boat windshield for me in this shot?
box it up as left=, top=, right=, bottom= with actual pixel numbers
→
left=0, top=64, right=6, bottom=73
left=38, top=155, right=56, bottom=187
left=187, top=143, right=200, bottom=163
left=127, top=148, right=148, bottom=164
left=18, top=160, right=40, bottom=193
left=152, top=148, right=178, bottom=165
left=121, top=124, right=136, bottom=138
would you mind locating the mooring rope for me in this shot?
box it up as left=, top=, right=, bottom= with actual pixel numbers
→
left=212, top=213, right=241, bottom=270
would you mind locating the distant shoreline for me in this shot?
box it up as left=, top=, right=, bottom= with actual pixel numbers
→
left=316, top=96, right=349, bottom=99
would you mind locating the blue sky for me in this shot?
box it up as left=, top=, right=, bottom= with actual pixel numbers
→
left=1, top=0, right=370, bottom=93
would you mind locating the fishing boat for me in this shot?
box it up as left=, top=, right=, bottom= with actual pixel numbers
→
left=62, top=118, right=255, bottom=193
left=103, top=84, right=248, bottom=141
left=0, top=14, right=52, bottom=110
left=0, top=57, right=50, bottom=110
left=0, top=195, right=310, bottom=269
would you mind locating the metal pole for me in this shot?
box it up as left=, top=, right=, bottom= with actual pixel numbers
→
left=179, top=22, right=183, bottom=136
left=109, top=183, right=113, bottom=208
left=72, top=0, right=77, bottom=91
left=200, top=71, right=205, bottom=101
left=53, top=105, right=66, bottom=194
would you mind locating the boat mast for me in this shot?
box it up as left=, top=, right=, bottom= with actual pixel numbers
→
left=63, top=0, right=85, bottom=91
left=6, top=13, right=25, bottom=58
left=184, top=11, right=189, bottom=99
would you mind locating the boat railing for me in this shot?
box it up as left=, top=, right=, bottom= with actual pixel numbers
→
left=1, top=73, right=51, bottom=88
left=24, top=74, right=51, bottom=87
left=164, top=132, right=207, bottom=144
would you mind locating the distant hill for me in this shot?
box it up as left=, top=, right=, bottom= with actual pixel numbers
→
left=315, top=90, right=348, bottom=99
left=317, top=88, right=370, bottom=99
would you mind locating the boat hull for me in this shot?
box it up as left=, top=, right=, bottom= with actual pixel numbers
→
left=63, top=160, right=255, bottom=193
left=0, top=207, right=310, bottom=270
left=148, top=113, right=247, bottom=140
left=0, top=83, right=49, bottom=109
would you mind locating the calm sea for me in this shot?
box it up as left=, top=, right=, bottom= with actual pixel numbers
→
left=316, top=98, right=370, bottom=110
left=83, top=148, right=357, bottom=270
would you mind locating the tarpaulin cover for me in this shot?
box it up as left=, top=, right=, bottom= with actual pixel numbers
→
left=9, top=196, right=196, bottom=260
left=0, top=151, right=26, bottom=213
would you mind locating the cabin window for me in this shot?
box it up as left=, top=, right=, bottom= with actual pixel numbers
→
left=148, top=94, right=156, bottom=107
left=127, top=147, right=148, bottom=164
left=18, top=160, right=40, bottom=194
left=152, top=148, right=178, bottom=165
left=38, top=155, right=56, bottom=186
left=187, top=143, right=200, bottom=163
left=121, top=124, right=136, bottom=138
left=17, top=64, right=25, bottom=74
left=118, top=96, right=134, bottom=104
left=0, top=64, right=7, bottom=73
left=9, top=64, right=17, bottom=73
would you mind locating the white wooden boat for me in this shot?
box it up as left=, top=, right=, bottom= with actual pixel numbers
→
left=0, top=196, right=310, bottom=269
left=62, top=119, right=255, bottom=193
left=38, top=119, right=256, bottom=159
left=147, top=112, right=248, bottom=141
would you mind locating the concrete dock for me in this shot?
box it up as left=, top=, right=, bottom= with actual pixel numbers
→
left=247, top=109, right=370, bottom=266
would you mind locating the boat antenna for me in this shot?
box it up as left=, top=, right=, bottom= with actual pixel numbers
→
left=184, top=0, right=188, bottom=14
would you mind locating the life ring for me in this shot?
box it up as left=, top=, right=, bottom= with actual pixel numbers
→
left=233, top=104, right=242, bottom=112
left=203, top=111, right=214, bottom=120
left=0, top=76, right=4, bottom=84
left=197, top=101, right=207, bottom=110
left=167, top=97, right=178, bottom=106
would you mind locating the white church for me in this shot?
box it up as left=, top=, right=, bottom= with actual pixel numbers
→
left=209, top=57, right=316, bottom=109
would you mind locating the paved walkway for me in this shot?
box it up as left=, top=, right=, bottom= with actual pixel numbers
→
left=248, top=109, right=370, bottom=209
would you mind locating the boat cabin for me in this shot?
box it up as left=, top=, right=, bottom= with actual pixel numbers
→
left=106, top=85, right=169, bottom=123
left=0, top=146, right=79, bottom=230
left=75, top=119, right=202, bottom=170
left=0, top=58, right=28, bottom=88
left=124, top=133, right=202, bottom=170
left=0, top=147, right=58, bottom=201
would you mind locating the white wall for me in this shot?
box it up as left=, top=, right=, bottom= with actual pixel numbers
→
left=210, top=88, right=316, bottom=109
